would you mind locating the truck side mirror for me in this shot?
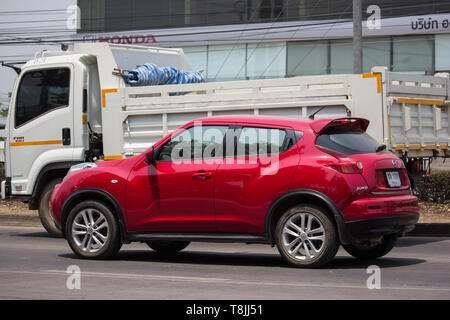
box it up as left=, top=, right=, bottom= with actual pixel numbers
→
left=144, top=146, right=155, bottom=165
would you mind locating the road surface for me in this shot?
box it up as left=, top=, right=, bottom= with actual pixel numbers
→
left=0, top=226, right=449, bottom=299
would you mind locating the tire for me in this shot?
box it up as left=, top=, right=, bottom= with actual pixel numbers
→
left=343, top=234, right=397, bottom=260
left=146, top=240, right=190, bottom=254
left=275, top=205, right=339, bottom=268
left=65, top=200, right=122, bottom=259
left=38, top=179, right=63, bottom=237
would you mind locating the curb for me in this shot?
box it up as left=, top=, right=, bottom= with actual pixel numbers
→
left=0, top=214, right=41, bottom=227
left=0, top=214, right=450, bottom=237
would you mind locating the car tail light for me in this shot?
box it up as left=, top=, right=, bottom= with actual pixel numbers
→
left=327, top=158, right=363, bottom=174
left=376, top=170, right=388, bottom=188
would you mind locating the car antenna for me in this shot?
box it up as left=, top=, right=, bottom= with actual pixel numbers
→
left=308, top=106, right=327, bottom=120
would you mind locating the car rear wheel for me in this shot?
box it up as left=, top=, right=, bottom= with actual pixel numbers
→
left=146, top=240, right=190, bottom=254
left=343, top=234, right=397, bottom=260
left=65, top=201, right=122, bottom=259
left=275, top=205, right=339, bottom=268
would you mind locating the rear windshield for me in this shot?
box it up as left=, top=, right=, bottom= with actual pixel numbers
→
left=316, top=127, right=381, bottom=155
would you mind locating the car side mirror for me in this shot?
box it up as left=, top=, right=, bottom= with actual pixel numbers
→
left=144, top=146, right=155, bottom=165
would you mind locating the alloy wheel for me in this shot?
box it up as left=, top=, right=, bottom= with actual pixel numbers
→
left=71, top=208, right=109, bottom=253
left=281, top=212, right=326, bottom=261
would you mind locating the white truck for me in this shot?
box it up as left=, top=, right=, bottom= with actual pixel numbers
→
left=0, top=42, right=449, bottom=236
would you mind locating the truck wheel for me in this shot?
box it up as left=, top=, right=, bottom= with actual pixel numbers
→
left=38, top=179, right=63, bottom=237
left=343, top=234, right=397, bottom=260
left=146, top=240, right=190, bottom=254
left=275, top=205, right=339, bottom=268
left=65, top=200, right=122, bottom=259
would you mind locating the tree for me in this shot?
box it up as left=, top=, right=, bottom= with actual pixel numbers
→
left=0, top=92, right=11, bottom=117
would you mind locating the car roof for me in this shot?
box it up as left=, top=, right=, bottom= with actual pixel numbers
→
left=192, top=115, right=315, bottom=130
left=191, top=115, right=370, bottom=133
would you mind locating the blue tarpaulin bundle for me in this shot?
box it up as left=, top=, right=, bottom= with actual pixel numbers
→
left=123, top=63, right=204, bottom=86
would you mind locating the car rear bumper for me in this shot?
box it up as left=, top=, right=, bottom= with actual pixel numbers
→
left=342, top=194, right=419, bottom=222
left=345, top=213, right=419, bottom=237
left=340, top=194, right=419, bottom=238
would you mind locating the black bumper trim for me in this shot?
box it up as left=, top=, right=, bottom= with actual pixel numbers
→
left=345, top=214, right=419, bottom=237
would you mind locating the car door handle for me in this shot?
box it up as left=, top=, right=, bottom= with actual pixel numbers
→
left=192, top=171, right=212, bottom=180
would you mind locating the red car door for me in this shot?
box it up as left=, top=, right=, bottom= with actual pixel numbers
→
left=125, top=124, right=228, bottom=232
left=214, top=125, right=301, bottom=234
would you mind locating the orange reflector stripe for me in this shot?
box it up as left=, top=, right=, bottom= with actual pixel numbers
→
left=397, top=98, right=445, bottom=105
left=104, top=155, right=123, bottom=160
left=362, top=73, right=381, bottom=93
left=101, top=88, right=118, bottom=108
left=10, top=140, right=63, bottom=147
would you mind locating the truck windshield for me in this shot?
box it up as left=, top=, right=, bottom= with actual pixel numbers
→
left=316, top=127, right=381, bottom=156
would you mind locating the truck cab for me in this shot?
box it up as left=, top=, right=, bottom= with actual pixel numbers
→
left=0, top=43, right=192, bottom=236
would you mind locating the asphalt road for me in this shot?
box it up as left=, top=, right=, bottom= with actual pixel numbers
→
left=0, top=226, right=449, bottom=300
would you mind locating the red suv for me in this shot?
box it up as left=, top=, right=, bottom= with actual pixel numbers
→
left=50, top=116, right=419, bottom=268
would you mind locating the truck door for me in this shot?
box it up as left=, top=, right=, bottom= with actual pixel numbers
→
left=8, top=66, right=73, bottom=195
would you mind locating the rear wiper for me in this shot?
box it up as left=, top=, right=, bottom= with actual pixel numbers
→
left=376, top=144, right=386, bottom=152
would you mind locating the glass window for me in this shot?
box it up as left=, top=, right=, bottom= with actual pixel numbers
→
left=363, top=37, right=390, bottom=73
left=393, top=36, right=434, bottom=73
left=15, top=68, right=70, bottom=128
left=79, top=0, right=450, bottom=33
left=330, top=39, right=353, bottom=74
left=158, top=125, right=228, bottom=161
left=237, top=127, right=287, bottom=156
left=183, top=46, right=207, bottom=73
left=246, top=42, right=286, bottom=79
left=287, top=41, right=328, bottom=76
left=316, top=127, right=381, bottom=156
left=207, top=44, right=246, bottom=81
left=436, top=34, right=450, bottom=71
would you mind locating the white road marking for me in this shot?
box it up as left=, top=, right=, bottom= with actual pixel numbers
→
left=0, top=269, right=449, bottom=292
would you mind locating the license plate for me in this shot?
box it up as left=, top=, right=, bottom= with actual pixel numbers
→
left=385, top=171, right=401, bottom=188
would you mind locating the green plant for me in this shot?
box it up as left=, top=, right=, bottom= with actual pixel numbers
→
left=415, top=170, right=450, bottom=202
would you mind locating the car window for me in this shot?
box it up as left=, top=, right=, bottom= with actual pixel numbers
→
left=15, top=68, right=70, bottom=127
left=237, top=126, right=287, bottom=156
left=316, top=127, right=381, bottom=155
left=158, top=125, right=228, bottom=161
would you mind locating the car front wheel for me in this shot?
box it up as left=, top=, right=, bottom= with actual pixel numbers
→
left=65, top=201, right=122, bottom=259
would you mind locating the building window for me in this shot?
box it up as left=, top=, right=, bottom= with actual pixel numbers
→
left=246, top=42, right=286, bottom=79
left=435, top=34, right=450, bottom=72
left=207, top=44, right=246, bottom=81
left=287, top=41, right=328, bottom=76
left=78, top=0, right=450, bottom=33
left=363, top=37, right=390, bottom=73
left=330, top=39, right=353, bottom=74
left=393, top=36, right=434, bottom=74
left=182, top=35, right=437, bottom=81
left=183, top=46, right=208, bottom=73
